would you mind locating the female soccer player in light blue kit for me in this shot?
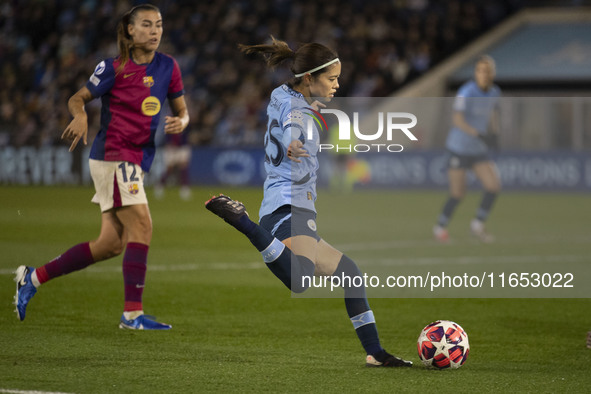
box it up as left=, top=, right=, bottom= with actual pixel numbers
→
left=206, top=37, right=412, bottom=368
left=433, top=55, right=501, bottom=243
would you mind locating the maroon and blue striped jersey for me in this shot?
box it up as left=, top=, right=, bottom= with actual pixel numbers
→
left=86, top=52, right=184, bottom=171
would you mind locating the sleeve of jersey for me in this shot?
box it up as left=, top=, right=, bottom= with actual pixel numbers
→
left=452, top=85, right=470, bottom=112
left=85, top=60, right=115, bottom=98
left=280, top=109, right=307, bottom=148
left=167, top=58, right=185, bottom=100
left=281, top=109, right=316, bottom=183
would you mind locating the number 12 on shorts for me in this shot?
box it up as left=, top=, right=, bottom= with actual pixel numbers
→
left=118, top=162, right=139, bottom=183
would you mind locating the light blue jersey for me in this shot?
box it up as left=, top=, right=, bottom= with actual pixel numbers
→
left=259, top=84, right=320, bottom=219
left=446, top=80, right=501, bottom=155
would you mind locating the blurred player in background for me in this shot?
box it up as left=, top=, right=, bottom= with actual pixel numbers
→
left=433, top=55, right=501, bottom=243
left=154, top=130, right=192, bottom=201
left=14, top=4, right=189, bottom=329
left=206, top=37, right=412, bottom=368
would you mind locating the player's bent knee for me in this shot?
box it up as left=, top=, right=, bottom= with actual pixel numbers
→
left=90, top=239, right=124, bottom=261
left=315, top=260, right=339, bottom=276
left=484, top=181, right=501, bottom=194
left=127, top=219, right=153, bottom=244
left=103, top=238, right=125, bottom=259
left=333, top=255, right=367, bottom=296
left=291, top=255, right=316, bottom=293
left=109, top=242, right=125, bottom=257
left=493, top=181, right=502, bottom=193
left=449, top=186, right=466, bottom=200
left=333, top=255, right=362, bottom=277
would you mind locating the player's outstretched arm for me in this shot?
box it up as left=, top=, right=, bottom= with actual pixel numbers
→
left=165, top=95, right=189, bottom=134
left=62, top=86, right=93, bottom=152
left=286, top=139, right=310, bottom=163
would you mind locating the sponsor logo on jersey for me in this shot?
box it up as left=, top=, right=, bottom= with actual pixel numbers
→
left=141, top=96, right=161, bottom=116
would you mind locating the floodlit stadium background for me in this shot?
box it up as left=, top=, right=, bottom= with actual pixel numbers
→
left=2, top=0, right=591, bottom=190
left=1, top=1, right=591, bottom=392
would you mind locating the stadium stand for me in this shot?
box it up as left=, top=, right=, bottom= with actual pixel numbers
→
left=0, top=0, right=523, bottom=149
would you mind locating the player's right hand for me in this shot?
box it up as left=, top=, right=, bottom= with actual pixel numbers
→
left=61, top=115, right=88, bottom=152
left=309, top=100, right=326, bottom=111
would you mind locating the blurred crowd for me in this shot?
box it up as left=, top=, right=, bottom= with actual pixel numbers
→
left=0, top=0, right=522, bottom=149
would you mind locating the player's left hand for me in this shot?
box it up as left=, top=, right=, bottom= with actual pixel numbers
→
left=287, top=140, right=309, bottom=163
left=164, top=116, right=184, bottom=134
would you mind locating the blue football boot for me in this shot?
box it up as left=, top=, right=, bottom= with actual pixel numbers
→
left=14, top=265, right=38, bottom=321
left=119, top=314, right=172, bottom=330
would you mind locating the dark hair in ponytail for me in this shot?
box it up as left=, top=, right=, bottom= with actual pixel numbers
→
left=116, top=4, right=161, bottom=75
left=239, top=36, right=338, bottom=82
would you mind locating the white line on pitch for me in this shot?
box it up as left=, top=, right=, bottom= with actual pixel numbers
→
left=357, top=254, right=587, bottom=267
left=0, top=389, right=75, bottom=394
left=0, top=254, right=586, bottom=276
left=0, top=262, right=263, bottom=275
left=334, top=234, right=590, bottom=252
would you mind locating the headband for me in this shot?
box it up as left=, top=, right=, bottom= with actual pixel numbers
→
left=294, top=58, right=340, bottom=78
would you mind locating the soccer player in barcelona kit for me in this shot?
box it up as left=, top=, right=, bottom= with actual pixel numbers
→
left=154, top=131, right=193, bottom=201
left=433, top=55, right=502, bottom=243
left=206, top=37, right=412, bottom=367
left=14, top=4, right=189, bottom=330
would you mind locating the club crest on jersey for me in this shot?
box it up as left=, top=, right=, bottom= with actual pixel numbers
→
left=141, top=96, right=161, bottom=116
left=143, top=76, right=154, bottom=87
left=128, top=183, right=139, bottom=195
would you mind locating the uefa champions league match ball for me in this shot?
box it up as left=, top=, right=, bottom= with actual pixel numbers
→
left=417, top=320, right=470, bottom=369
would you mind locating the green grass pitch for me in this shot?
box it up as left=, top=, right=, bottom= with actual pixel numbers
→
left=1, top=185, right=590, bottom=393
